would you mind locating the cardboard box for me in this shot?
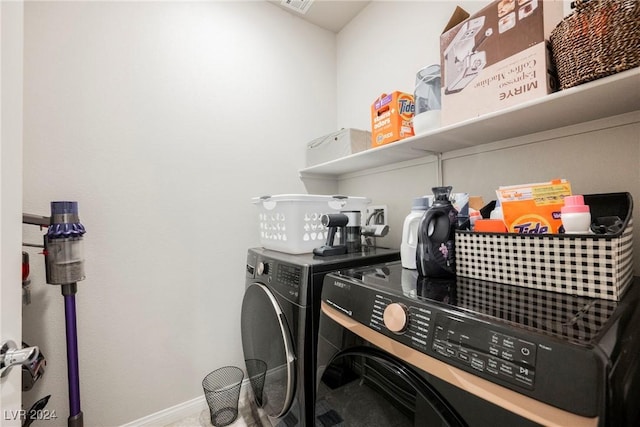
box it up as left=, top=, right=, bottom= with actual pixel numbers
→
left=305, top=128, right=371, bottom=167
left=371, top=92, right=415, bottom=147
left=440, top=1, right=564, bottom=126
left=496, top=179, right=572, bottom=233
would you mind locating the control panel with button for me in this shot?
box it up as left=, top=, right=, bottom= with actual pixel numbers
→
left=320, top=266, right=622, bottom=418
left=431, top=313, right=536, bottom=389
left=324, top=278, right=539, bottom=391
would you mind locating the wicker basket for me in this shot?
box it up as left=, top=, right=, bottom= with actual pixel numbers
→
left=550, top=0, right=640, bottom=90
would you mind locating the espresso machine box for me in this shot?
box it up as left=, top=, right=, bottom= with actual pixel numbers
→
left=440, top=1, right=564, bottom=126
left=306, top=128, right=371, bottom=167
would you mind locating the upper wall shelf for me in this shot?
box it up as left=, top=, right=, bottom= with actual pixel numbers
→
left=300, top=67, right=640, bottom=178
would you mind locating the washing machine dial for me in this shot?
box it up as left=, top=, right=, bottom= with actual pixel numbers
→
left=256, top=261, right=270, bottom=276
left=383, top=303, right=409, bottom=334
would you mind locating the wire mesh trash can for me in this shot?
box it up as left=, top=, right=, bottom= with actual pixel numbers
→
left=245, top=359, right=267, bottom=407
left=202, top=366, right=244, bottom=426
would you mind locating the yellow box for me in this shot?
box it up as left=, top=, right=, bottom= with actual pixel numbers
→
left=371, top=92, right=415, bottom=147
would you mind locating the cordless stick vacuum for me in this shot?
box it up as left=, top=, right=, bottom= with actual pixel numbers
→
left=44, top=201, right=86, bottom=427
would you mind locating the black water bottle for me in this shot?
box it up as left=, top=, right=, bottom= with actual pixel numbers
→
left=416, top=186, right=458, bottom=278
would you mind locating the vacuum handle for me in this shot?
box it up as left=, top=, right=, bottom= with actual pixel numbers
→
left=321, top=213, right=349, bottom=227
left=325, top=225, right=338, bottom=246
left=321, top=213, right=349, bottom=246
left=0, top=340, right=39, bottom=378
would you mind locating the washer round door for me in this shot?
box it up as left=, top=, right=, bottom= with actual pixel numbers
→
left=241, top=283, right=296, bottom=418
left=316, top=347, right=465, bottom=426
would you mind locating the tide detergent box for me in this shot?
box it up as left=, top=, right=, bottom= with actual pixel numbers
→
left=440, top=1, right=564, bottom=126
left=371, top=92, right=415, bottom=147
left=497, top=179, right=572, bottom=234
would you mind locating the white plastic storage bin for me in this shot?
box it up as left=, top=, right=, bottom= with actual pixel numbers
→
left=252, top=194, right=371, bottom=254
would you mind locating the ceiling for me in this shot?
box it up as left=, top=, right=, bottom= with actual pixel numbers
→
left=267, top=0, right=372, bottom=33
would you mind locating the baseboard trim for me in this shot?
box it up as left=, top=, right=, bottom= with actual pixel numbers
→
left=120, top=380, right=251, bottom=426
left=118, top=395, right=206, bottom=426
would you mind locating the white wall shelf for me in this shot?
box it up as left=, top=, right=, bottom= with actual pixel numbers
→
left=300, top=67, right=640, bottom=179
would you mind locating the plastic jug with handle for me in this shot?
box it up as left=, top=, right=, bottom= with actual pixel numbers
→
left=416, top=186, right=458, bottom=278
left=400, top=196, right=431, bottom=269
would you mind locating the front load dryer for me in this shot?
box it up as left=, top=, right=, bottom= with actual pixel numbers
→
left=241, top=247, right=399, bottom=426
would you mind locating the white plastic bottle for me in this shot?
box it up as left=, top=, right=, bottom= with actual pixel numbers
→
left=490, top=199, right=504, bottom=221
left=401, top=196, right=431, bottom=269
left=561, top=195, right=591, bottom=234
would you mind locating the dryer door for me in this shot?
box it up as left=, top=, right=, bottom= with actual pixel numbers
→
left=241, top=283, right=296, bottom=418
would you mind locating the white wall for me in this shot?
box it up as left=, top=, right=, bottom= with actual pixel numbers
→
left=19, top=1, right=640, bottom=424
left=336, top=0, right=486, bottom=131
left=1, top=1, right=24, bottom=422
left=22, top=1, right=336, bottom=425
left=333, top=1, right=640, bottom=271
left=331, top=0, right=485, bottom=237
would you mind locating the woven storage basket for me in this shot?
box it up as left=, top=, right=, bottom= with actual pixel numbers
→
left=550, top=0, right=640, bottom=90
